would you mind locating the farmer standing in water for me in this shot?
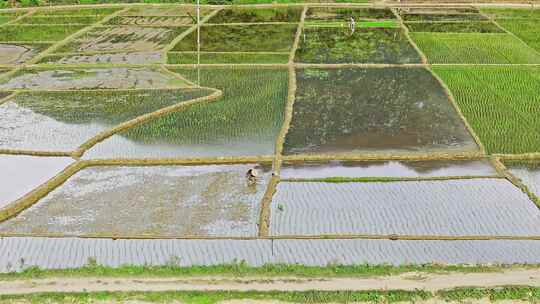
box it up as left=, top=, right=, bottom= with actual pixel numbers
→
left=246, top=168, right=259, bottom=185
left=349, top=16, right=356, bottom=34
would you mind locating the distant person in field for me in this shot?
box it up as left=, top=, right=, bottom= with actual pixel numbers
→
left=349, top=17, right=356, bottom=34
left=246, top=168, right=259, bottom=185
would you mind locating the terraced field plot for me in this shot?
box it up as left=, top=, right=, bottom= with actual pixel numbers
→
left=412, top=32, right=540, bottom=64
left=171, top=24, right=297, bottom=52
left=434, top=66, right=540, bottom=154
left=0, top=3, right=540, bottom=269
left=0, top=89, right=212, bottom=152
left=0, top=68, right=188, bottom=90
left=59, top=26, right=188, bottom=52
left=295, top=27, right=421, bottom=64
left=283, top=68, right=477, bottom=156
left=270, top=179, right=540, bottom=236
left=280, top=160, right=497, bottom=179
left=209, top=7, right=302, bottom=23
left=0, top=164, right=270, bottom=237
left=85, top=68, right=288, bottom=159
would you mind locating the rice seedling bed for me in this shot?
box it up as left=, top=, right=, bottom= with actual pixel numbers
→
left=37, top=51, right=163, bottom=65
left=399, top=7, right=480, bottom=15
left=401, top=13, right=488, bottom=22
left=481, top=8, right=540, bottom=19
left=0, top=164, right=271, bottom=237
left=283, top=68, right=477, bottom=156
left=0, top=15, right=14, bottom=25
left=0, top=25, right=86, bottom=42
left=14, top=15, right=103, bottom=24
left=0, top=68, right=189, bottom=90
left=497, top=20, right=540, bottom=53
left=106, top=15, right=195, bottom=26
left=305, top=7, right=396, bottom=21
left=0, top=43, right=51, bottom=64
left=0, top=155, right=74, bottom=209
left=167, top=52, right=289, bottom=64
left=0, top=89, right=212, bottom=152
left=303, top=20, right=399, bottom=28
left=433, top=66, right=540, bottom=155
left=171, top=24, right=297, bottom=52
left=85, top=68, right=288, bottom=159
left=32, top=7, right=120, bottom=16
left=120, top=6, right=213, bottom=17
left=506, top=161, right=540, bottom=201
left=411, top=33, right=540, bottom=64
left=208, top=7, right=303, bottom=23
left=60, top=26, right=190, bottom=53
left=280, top=160, right=497, bottom=179
left=269, top=179, right=540, bottom=236
left=405, top=21, right=503, bottom=33
left=295, top=27, right=421, bottom=64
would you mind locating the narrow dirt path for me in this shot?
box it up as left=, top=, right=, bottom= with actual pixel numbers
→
left=1, top=269, right=539, bottom=295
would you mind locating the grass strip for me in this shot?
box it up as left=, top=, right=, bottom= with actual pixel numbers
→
left=2, top=287, right=540, bottom=303
left=0, top=262, right=534, bottom=281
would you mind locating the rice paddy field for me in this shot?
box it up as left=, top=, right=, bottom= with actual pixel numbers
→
left=0, top=3, right=540, bottom=272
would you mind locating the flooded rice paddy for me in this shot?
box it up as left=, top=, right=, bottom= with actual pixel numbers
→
left=85, top=68, right=287, bottom=159
left=0, top=155, right=73, bottom=209
left=0, top=43, right=50, bottom=65
left=270, top=179, right=540, bottom=236
left=283, top=68, right=478, bottom=155
left=280, top=160, right=497, bottom=179
left=0, top=68, right=188, bottom=90
left=0, top=164, right=270, bottom=237
left=507, top=161, right=540, bottom=200
left=0, top=89, right=212, bottom=152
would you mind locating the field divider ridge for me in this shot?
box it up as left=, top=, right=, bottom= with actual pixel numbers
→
left=258, top=175, right=280, bottom=238
left=0, top=8, right=36, bottom=28
left=1, top=231, right=540, bottom=241
left=160, top=66, right=199, bottom=87
left=492, top=157, right=540, bottom=209
left=0, top=91, right=18, bottom=106
left=282, top=151, right=486, bottom=162
left=0, top=161, right=87, bottom=224
left=73, top=86, right=223, bottom=158
left=161, top=8, right=223, bottom=63
left=82, top=156, right=275, bottom=167
left=392, top=7, right=428, bottom=65
left=281, top=175, right=503, bottom=183
left=0, top=149, right=72, bottom=157
left=256, top=8, right=307, bottom=238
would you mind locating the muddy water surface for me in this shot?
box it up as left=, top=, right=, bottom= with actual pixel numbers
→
left=0, top=164, right=270, bottom=237
left=0, top=44, right=49, bottom=65
left=39, top=52, right=163, bottom=65
left=507, top=161, right=540, bottom=199
left=283, top=68, right=478, bottom=155
left=0, top=155, right=73, bottom=208
left=280, top=160, right=497, bottom=179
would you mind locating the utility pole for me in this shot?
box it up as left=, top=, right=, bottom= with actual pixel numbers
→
left=197, top=0, right=201, bottom=86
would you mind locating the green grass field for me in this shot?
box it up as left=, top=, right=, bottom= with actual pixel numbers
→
left=434, top=66, right=540, bottom=154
